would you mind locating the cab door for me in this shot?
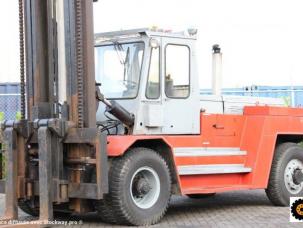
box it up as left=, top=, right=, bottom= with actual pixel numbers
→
left=161, top=38, right=200, bottom=134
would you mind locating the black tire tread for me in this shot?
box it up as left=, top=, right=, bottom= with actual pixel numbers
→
left=94, top=199, right=117, bottom=224
left=266, top=142, right=301, bottom=206
left=106, top=147, right=171, bottom=226
left=18, top=199, right=39, bottom=217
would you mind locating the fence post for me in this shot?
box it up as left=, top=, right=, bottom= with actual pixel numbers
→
left=291, top=88, right=296, bottom=107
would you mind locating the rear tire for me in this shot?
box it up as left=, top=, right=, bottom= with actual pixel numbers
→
left=95, top=147, right=171, bottom=226
left=266, top=142, right=303, bottom=206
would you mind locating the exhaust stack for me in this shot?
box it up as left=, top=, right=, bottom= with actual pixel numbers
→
left=212, top=44, right=222, bottom=96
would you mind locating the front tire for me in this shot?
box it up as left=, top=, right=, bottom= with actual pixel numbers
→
left=266, top=143, right=303, bottom=206
left=18, top=199, right=39, bottom=217
left=95, top=147, right=171, bottom=226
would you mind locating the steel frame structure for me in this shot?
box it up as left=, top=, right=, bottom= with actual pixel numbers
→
left=0, top=0, right=108, bottom=224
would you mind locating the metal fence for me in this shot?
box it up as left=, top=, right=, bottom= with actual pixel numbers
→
left=0, top=94, right=21, bottom=120
left=0, top=83, right=303, bottom=120
left=201, top=86, right=303, bottom=108
left=0, top=83, right=21, bottom=120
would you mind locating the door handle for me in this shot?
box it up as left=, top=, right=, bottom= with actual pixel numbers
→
left=213, top=124, right=224, bottom=129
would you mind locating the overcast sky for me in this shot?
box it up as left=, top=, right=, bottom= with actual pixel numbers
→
left=0, top=0, right=302, bottom=88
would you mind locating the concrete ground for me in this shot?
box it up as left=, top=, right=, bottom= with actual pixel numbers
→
left=0, top=190, right=301, bottom=227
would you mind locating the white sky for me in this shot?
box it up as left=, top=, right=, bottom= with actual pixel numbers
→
left=1, top=0, right=302, bottom=89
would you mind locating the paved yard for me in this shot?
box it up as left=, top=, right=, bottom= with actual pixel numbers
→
left=0, top=190, right=301, bottom=227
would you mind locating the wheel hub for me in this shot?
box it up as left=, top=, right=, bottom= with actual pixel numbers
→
left=293, top=169, right=303, bottom=185
left=284, top=159, right=303, bottom=194
left=135, top=178, right=152, bottom=195
left=130, top=166, right=161, bottom=209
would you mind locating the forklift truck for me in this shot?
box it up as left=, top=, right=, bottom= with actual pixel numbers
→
left=0, top=0, right=302, bottom=226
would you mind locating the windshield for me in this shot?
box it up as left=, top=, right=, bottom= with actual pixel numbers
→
left=95, top=42, right=144, bottom=99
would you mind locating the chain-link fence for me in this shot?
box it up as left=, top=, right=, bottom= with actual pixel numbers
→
left=201, top=86, right=303, bottom=108
left=0, top=83, right=21, bottom=120
left=0, top=94, right=21, bottom=120
left=222, top=89, right=303, bottom=108
left=0, top=87, right=302, bottom=121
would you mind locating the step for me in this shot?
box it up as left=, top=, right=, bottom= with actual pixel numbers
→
left=173, top=147, right=247, bottom=157
left=178, top=164, right=252, bottom=175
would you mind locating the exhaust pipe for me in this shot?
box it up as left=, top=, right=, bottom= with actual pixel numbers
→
left=212, top=44, right=222, bottom=96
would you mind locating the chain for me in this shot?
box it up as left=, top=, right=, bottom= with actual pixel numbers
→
left=18, top=0, right=26, bottom=120
left=75, top=0, right=84, bottom=128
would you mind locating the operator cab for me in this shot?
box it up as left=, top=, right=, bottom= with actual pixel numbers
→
left=95, top=28, right=200, bottom=135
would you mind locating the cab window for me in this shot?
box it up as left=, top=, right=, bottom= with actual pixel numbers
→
left=165, top=44, right=190, bottom=98
left=146, top=48, right=160, bottom=99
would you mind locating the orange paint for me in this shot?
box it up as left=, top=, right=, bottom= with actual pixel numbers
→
left=107, top=106, right=303, bottom=195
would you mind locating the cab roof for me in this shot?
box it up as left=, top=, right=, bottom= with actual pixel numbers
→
left=95, top=28, right=197, bottom=44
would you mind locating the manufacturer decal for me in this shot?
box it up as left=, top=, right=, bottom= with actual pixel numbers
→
left=290, top=197, right=303, bottom=222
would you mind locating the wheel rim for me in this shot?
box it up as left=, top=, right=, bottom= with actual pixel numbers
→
left=130, top=166, right=160, bottom=209
left=284, top=159, right=303, bottom=194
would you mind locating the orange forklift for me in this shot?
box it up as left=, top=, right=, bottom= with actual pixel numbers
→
left=0, top=0, right=302, bottom=226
